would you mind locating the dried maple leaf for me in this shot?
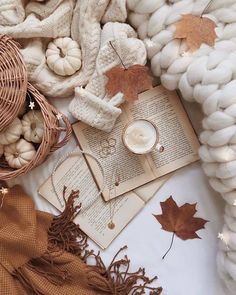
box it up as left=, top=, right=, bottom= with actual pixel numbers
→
left=153, top=196, right=208, bottom=259
left=174, top=14, right=217, bottom=52
left=105, top=65, right=153, bottom=102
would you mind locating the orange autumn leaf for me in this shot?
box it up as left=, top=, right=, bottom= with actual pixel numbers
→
left=153, top=196, right=208, bottom=259
left=153, top=196, right=208, bottom=240
left=105, top=65, right=153, bottom=103
left=174, top=14, right=217, bottom=52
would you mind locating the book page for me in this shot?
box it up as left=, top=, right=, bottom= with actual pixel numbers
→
left=73, top=86, right=199, bottom=201
left=73, top=113, right=155, bottom=201
left=124, top=86, right=200, bottom=178
left=38, top=148, right=144, bottom=249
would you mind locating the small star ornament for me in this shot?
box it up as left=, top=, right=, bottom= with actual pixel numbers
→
left=0, top=187, right=8, bottom=195
left=29, top=101, right=35, bottom=110
left=218, top=233, right=224, bottom=241
left=145, top=39, right=155, bottom=48
left=56, top=113, right=63, bottom=120
left=181, top=51, right=191, bottom=57
left=218, top=232, right=229, bottom=246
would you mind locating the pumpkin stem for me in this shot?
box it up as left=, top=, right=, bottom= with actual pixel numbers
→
left=31, top=122, right=36, bottom=130
left=59, top=48, right=66, bottom=58
left=14, top=152, right=19, bottom=158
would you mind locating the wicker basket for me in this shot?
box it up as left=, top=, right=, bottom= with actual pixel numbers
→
left=0, top=35, right=72, bottom=180
left=0, top=35, right=27, bottom=132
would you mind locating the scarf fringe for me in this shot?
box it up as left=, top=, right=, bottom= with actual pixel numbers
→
left=13, top=187, right=162, bottom=295
left=84, top=247, right=162, bottom=295
left=49, top=187, right=162, bottom=294
left=48, top=187, right=88, bottom=256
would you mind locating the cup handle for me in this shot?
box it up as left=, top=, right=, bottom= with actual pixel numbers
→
left=155, top=143, right=164, bottom=153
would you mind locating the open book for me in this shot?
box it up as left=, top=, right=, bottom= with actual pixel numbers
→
left=39, top=86, right=200, bottom=249
left=72, top=86, right=200, bottom=201
left=38, top=150, right=170, bottom=249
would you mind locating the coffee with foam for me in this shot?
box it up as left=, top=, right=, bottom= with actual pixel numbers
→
left=123, top=120, right=158, bottom=154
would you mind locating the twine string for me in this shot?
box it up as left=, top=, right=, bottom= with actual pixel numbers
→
left=51, top=147, right=106, bottom=211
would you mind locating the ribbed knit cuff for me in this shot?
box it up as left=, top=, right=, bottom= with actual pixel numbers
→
left=69, top=87, right=122, bottom=132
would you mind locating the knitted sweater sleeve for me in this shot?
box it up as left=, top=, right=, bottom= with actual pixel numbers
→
left=69, top=22, right=147, bottom=132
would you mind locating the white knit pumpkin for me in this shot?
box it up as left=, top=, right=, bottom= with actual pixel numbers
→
left=46, top=37, right=82, bottom=76
left=22, top=110, right=44, bottom=143
left=4, top=139, right=36, bottom=169
left=0, top=118, right=22, bottom=145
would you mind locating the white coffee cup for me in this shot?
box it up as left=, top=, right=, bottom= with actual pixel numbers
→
left=122, top=119, right=164, bottom=155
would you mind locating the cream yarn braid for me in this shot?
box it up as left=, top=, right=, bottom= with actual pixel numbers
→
left=127, top=0, right=236, bottom=293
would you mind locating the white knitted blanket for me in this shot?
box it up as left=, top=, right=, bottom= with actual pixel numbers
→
left=0, top=0, right=128, bottom=97
left=127, top=0, right=236, bottom=294
left=1, top=0, right=236, bottom=293
left=0, top=0, right=147, bottom=132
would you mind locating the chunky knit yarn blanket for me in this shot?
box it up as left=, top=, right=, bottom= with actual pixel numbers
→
left=1, top=0, right=236, bottom=294
left=127, top=0, right=236, bottom=294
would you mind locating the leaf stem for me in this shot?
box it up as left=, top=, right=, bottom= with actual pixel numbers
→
left=162, top=232, right=175, bottom=260
left=201, top=0, right=214, bottom=17
left=109, top=41, right=128, bottom=70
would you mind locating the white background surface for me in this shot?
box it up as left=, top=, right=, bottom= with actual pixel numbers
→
left=9, top=98, right=227, bottom=295
left=93, top=162, right=226, bottom=295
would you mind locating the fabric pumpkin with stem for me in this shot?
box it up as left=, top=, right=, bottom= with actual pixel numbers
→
left=0, top=118, right=22, bottom=145
left=46, top=37, right=82, bottom=76
left=22, top=110, right=44, bottom=143
left=4, top=139, right=36, bottom=169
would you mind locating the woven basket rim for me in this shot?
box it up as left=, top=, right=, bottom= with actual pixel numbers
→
left=0, top=83, right=72, bottom=180
left=0, top=34, right=27, bottom=132
left=0, top=34, right=71, bottom=180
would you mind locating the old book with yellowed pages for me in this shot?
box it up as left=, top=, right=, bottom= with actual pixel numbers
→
left=72, top=85, right=200, bottom=201
left=38, top=86, right=200, bottom=249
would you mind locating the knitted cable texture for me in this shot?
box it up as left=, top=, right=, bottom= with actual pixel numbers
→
left=127, top=0, right=236, bottom=293
left=0, top=0, right=127, bottom=97
left=102, top=0, right=127, bottom=23
left=69, top=22, right=147, bottom=132
left=0, top=0, right=74, bottom=38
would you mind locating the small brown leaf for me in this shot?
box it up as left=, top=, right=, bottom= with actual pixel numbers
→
left=154, top=196, right=207, bottom=240
left=174, top=14, right=217, bottom=52
left=105, top=65, right=153, bottom=102
left=153, top=196, right=208, bottom=259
